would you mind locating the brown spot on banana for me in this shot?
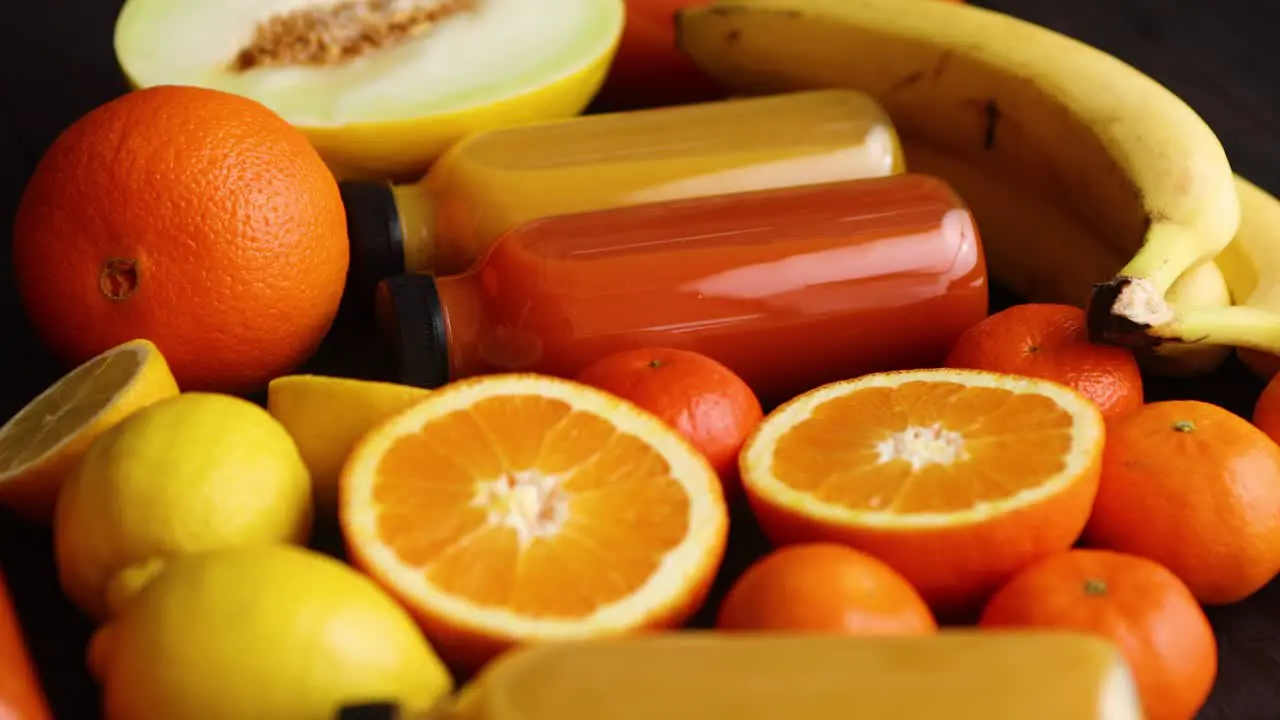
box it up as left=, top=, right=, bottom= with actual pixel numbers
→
left=983, top=99, right=1002, bottom=151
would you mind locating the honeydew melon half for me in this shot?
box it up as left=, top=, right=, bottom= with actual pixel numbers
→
left=114, top=0, right=625, bottom=180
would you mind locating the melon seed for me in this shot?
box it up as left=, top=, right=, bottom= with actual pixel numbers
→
left=232, top=0, right=476, bottom=72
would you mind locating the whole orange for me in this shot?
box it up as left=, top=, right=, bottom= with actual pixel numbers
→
left=980, top=549, right=1216, bottom=720
left=576, top=347, right=763, bottom=500
left=1085, top=400, right=1280, bottom=605
left=12, top=85, right=349, bottom=394
left=1252, top=370, right=1280, bottom=443
left=945, top=304, right=1143, bottom=419
left=716, top=543, right=937, bottom=635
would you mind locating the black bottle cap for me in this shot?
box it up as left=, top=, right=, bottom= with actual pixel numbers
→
left=340, top=181, right=406, bottom=309
left=376, top=274, right=450, bottom=389
left=336, top=702, right=401, bottom=720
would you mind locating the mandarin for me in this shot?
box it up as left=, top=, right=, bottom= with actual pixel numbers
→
left=1085, top=400, right=1280, bottom=605
left=576, top=347, right=763, bottom=500
left=981, top=549, right=1216, bottom=720
left=739, top=368, right=1105, bottom=618
left=945, top=304, right=1143, bottom=419
left=12, top=85, right=349, bottom=394
left=716, top=543, right=936, bottom=635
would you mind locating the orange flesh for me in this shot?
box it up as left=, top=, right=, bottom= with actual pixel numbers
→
left=772, top=382, right=1074, bottom=513
left=373, top=395, right=691, bottom=618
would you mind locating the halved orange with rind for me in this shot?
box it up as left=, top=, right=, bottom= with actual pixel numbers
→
left=340, top=373, right=729, bottom=673
left=740, top=368, right=1105, bottom=618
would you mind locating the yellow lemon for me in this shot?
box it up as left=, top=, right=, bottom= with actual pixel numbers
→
left=0, top=339, right=179, bottom=522
left=54, top=392, right=313, bottom=621
left=267, top=375, right=429, bottom=517
left=89, top=545, right=454, bottom=720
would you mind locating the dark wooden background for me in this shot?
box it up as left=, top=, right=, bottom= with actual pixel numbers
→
left=0, top=1, right=1276, bottom=717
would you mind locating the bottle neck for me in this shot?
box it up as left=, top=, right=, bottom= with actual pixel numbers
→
left=391, top=183, right=437, bottom=275
left=433, top=271, right=489, bottom=382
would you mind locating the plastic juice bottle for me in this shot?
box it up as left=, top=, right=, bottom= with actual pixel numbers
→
left=340, top=89, right=905, bottom=297
left=375, top=174, right=987, bottom=404
left=336, top=631, right=1142, bottom=720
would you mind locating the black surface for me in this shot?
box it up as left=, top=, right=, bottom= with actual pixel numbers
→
left=0, top=1, right=1277, bottom=718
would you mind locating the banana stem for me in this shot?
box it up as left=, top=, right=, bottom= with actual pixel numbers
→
left=1147, top=305, right=1280, bottom=355
left=1088, top=223, right=1223, bottom=349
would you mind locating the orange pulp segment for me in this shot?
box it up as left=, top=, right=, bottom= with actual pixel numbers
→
left=740, top=369, right=1105, bottom=617
left=340, top=373, right=729, bottom=672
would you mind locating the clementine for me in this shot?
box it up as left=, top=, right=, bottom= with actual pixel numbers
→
left=340, top=373, right=729, bottom=673
left=1085, top=400, right=1280, bottom=605
left=12, top=85, right=349, bottom=394
left=576, top=347, right=763, bottom=500
left=739, top=368, right=1106, bottom=618
left=716, top=543, right=936, bottom=635
left=945, top=304, right=1143, bottom=419
left=980, top=549, right=1217, bottom=720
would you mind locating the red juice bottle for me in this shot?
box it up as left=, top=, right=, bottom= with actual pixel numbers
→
left=375, top=174, right=987, bottom=404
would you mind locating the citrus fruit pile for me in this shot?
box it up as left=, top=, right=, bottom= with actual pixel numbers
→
left=0, top=3, right=1273, bottom=719
left=9, top=296, right=1272, bottom=720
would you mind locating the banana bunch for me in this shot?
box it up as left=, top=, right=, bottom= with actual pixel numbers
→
left=1195, top=177, right=1280, bottom=380
left=674, top=0, right=1279, bottom=378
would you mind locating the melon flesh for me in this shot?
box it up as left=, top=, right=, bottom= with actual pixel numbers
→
left=114, top=0, right=623, bottom=128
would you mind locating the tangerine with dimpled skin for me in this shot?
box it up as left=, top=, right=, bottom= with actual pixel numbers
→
left=980, top=549, right=1216, bottom=720
left=12, top=85, right=349, bottom=394
left=945, top=304, right=1143, bottom=419
left=716, top=543, right=937, bottom=635
left=576, top=347, right=763, bottom=501
left=1085, top=400, right=1280, bottom=605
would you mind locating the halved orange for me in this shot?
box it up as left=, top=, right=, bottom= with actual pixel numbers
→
left=740, top=368, right=1105, bottom=617
left=340, top=373, right=730, bottom=673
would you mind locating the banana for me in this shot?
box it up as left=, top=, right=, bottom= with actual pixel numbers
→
left=676, top=0, right=1239, bottom=376
left=675, top=0, right=1244, bottom=353
left=1140, top=260, right=1233, bottom=378
left=901, top=138, right=1231, bottom=378
left=1206, top=176, right=1280, bottom=381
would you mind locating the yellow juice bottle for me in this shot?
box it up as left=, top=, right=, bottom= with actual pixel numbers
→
left=340, top=89, right=905, bottom=298
left=336, top=632, right=1143, bottom=720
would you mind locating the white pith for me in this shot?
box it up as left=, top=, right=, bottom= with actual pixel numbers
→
left=473, top=469, right=570, bottom=546
left=875, top=423, right=969, bottom=472
left=114, top=0, right=623, bottom=126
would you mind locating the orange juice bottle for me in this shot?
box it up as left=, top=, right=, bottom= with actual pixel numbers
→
left=375, top=174, right=986, bottom=404
left=341, top=90, right=904, bottom=299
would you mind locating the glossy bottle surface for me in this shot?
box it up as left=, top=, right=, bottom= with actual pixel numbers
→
left=393, top=174, right=986, bottom=402
left=405, top=632, right=1140, bottom=720
left=390, top=89, right=904, bottom=275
